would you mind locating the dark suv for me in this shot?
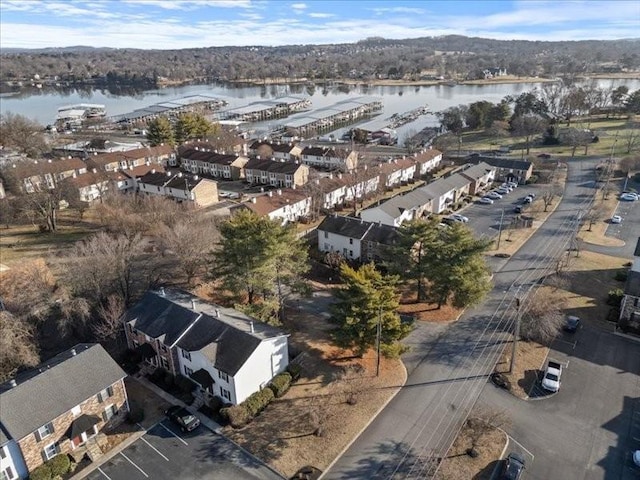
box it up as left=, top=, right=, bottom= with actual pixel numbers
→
left=501, top=452, right=525, bottom=479
left=165, top=406, right=200, bottom=432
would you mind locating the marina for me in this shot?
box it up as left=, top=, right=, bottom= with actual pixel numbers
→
left=215, top=96, right=311, bottom=121
left=112, top=94, right=227, bottom=126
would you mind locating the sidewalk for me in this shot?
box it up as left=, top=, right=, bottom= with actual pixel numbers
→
left=133, top=375, right=223, bottom=433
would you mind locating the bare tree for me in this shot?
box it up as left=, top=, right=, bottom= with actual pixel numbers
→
left=0, top=112, right=48, bottom=157
left=583, top=204, right=607, bottom=231
left=0, top=312, right=40, bottom=381
left=511, top=115, right=548, bottom=156
left=519, top=287, right=565, bottom=343
left=0, top=259, right=56, bottom=322
left=541, top=183, right=562, bottom=212
left=561, top=127, right=593, bottom=157
left=464, top=406, right=511, bottom=457
left=620, top=120, right=640, bottom=155
left=93, top=294, right=126, bottom=342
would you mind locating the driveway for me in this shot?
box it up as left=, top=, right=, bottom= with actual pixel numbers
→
left=85, top=420, right=283, bottom=480
left=479, top=322, right=640, bottom=480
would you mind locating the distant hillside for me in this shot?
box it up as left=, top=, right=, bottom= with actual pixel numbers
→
left=1, top=35, right=638, bottom=88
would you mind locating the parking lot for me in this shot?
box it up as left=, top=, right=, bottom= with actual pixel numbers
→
left=86, top=420, right=283, bottom=480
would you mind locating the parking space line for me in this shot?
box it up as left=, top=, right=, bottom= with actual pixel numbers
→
left=97, top=467, right=112, bottom=480
left=141, top=437, right=169, bottom=461
left=159, top=422, right=188, bottom=446
left=121, top=452, right=148, bottom=478
left=508, top=435, right=535, bottom=462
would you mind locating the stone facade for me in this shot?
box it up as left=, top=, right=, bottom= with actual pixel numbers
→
left=17, top=379, right=128, bottom=472
left=125, top=325, right=180, bottom=375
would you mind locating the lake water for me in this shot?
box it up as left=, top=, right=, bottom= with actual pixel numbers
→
left=1, top=79, right=638, bottom=142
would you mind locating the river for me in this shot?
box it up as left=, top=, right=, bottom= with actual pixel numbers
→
left=1, top=79, right=638, bottom=142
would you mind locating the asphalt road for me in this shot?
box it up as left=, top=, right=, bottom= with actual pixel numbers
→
left=85, top=421, right=283, bottom=480
left=323, top=158, right=615, bottom=479
left=479, top=321, right=640, bottom=480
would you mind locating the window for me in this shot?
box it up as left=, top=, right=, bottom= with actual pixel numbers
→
left=160, top=357, right=169, bottom=369
left=1, top=465, right=15, bottom=480
left=324, top=231, right=328, bottom=239
left=102, top=404, right=118, bottom=422
left=349, top=238, right=353, bottom=245
left=97, top=386, right=114, bottom=403
left=36, top=422, right=54, bottom=441
left=184, top=366, right=193, bottom=377
left=218, top=371, right=229, bottom=382
left=0, top=446, right=5, bottom=459
left=42, top=442, right=60, bottom=461
left=324, top=243, right=330, bottom=250
left=220, top=388, right=231, bottom=401
left=71, top=405, right=81, bottom=417
left=349, top=250, right=353, bottom=257
left=160, top=344, right=167, bottom=353
left=181, top=349, right=191, bottom=361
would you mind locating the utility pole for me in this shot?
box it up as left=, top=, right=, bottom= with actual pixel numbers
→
left=509, top=297, right=521, bottom=374
left=496, top=208, right=505, bottom=250
left=376, top=306, right=382, bottom=377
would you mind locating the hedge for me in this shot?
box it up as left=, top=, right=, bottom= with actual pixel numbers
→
left=269, top=372, right=292, bottom=398
left=175, top=375, right=196, bottom=394
left=29, top=463, right=52, bottom=480
left=221, top=404, right=251, bottom=428
left=49, top=454, right=71, bottom=477
left=287, top=363, right=302, bottom=381
left=245, top=388, right=275, bottom=417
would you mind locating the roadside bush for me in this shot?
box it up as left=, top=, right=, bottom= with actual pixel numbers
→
left=244, top=388, right=275, bottom=417
left=526, top=175, right=538, bottom=184
left=287, top=363, right=302, bottom=381
left=221, top=404, right=251, bottom=428
left=607, top=288, right=624, bottom=307
left=127, top=400, right=144, bottom=424
left=29, top=463, right=52, bottom=480
left=175, top=375, right=196, bottom=394
left=48, top=454, right=71, bottom=477
left=269, top=372, right=292, bottom=398
left=614, top=270, right=628, bottom=282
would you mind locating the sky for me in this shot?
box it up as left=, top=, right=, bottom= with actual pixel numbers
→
left=1, top=0, right=638, bottom=50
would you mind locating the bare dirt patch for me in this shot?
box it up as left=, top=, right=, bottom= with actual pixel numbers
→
left=222, top=304, right=406, bottom=478
left=397, top=286, right=464, bottom=323
left=495, top=341, right=549, bottom=400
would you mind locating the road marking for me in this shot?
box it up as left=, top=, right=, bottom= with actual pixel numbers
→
left=507, top=435, right=535, bottom=462
left=141, top=437, right=169, bottom=461
left=159, top=422, right=188, bottom=446
left=97, top=467, right=112, bottom=480
left=120, top=452, right=148, bottom=478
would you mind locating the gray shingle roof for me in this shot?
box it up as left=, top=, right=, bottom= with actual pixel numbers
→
left=362, top=223, right=399, bottom=245
left=124, top=290, right=286, bottom=376
left=473, top=156, right=532, bottom=171
left=421, top=173, right=471, bottom=197
left=459, top=162, right=495, bottom=180
left=245, top=158, right=303, bottom=174
left=317, top=215, right=372, bottom=239
left=0, top=344, right=125, bottom=442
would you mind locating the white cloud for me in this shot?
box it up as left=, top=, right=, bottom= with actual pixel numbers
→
left=308, top=12, right=334, bottom=18
left=291, top=3, right=307, bottom=11
left=371, top=6, right=426, bottom=15
left=122, top=0, right=253, bottom=9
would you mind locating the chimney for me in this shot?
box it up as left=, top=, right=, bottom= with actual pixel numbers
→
left=277, top=189, right=282, bottom=196
left=260, top=187, right=265, bottom=193
left=9, top=379, right=17, bottom=388
left=92, top=168, right=97, bottom=173
left=178, top=172, right=183, bottom=178
left=191, top=299, right=197, bottom=310
left=48, top=159, right=52, bottom=163
left=159, top=287, right=165, bottom=296
left=166, top=171, right=171, bottom=177
left=268, top=191, right=273, bottom=197
left=250, top=321, right=255, bottom=333
left=71, top=348, right=77, bottom=356
left=151, top=169, right=156, bottom=174
left=251, top=197, right=257, bottom=203
left=337, top=173, right=343, bottom=179
left=215, top=308, right=220, bottom=318
left=328, top=173, right=333, bottom=179
left=315, top=179, right=320, bottom=185
left=193, top=175, right=199, bottom=180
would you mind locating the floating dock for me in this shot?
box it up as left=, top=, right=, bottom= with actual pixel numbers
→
left=216, top=96, right=311, bottom=122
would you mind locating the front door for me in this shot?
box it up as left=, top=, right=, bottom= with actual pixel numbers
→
left=72, top=436, right=82, bottom=448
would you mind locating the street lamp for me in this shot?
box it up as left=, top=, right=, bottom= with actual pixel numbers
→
left=509, top=297, right=522, bottom=374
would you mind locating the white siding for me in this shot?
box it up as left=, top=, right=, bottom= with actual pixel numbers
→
left=233, top=337, right=289, bottom=404
left=318, top=231, right=362, bottom=260
left=1, top=440, right=28, bottom=480
left=177, top=348, right=238, bottom=405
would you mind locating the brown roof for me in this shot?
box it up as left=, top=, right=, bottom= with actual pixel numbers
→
left=300, top=146, right=351, bottom=158
left=86, top=145, right=174, bottom=168
left=180, top=148, right=244, bottom=166
left=13, top=157, right=86, bottom=178
left=244, top=158, right=304, bottom=175
left=413, top=148, right=442, bottom=163
left=249, top=140, right=299, bottom=154
left=64, top=172, right=108, bottom=189
left=378, top=157, right=416, bottom=174
left=246, top=189, right=310, bottom=216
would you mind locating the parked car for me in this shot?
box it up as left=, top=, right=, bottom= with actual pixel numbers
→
left=611, top=215, right=622, bottom=224
left=541, top=360, right=562, bottom=392
left=507, top=182, right=519, bottom=188
left=478, top=197, right=494, bottom=204
left=496, top=188, right=510, bottom=195
left=514, top=205, right=524, bottom=213
left=487, top=191, right=503, bottom=199
left=165, top=406, right=201, bottom=432
left=501, top=184, right=514, bottom=191
left=563, top=315, right=580, bottom=333
left=450, top=213, right=469, bottom=223
left=620, top=192, right=639, bottom=201
left=501, top=452, right=526, bottom=480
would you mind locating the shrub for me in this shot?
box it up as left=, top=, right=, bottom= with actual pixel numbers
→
left=526, top=175, right=538, bottom=184
left=29, top=463, right=52, bottom=480
left=269, top=372, right=292, bottom=398
left=222, top=405, right=251, bottom=428
left=48, top=454, right=71, bottom=477
left=614, top=270, right=628, bottom=282
left=163, top=372, right=176, bottom=388
left=175, top=375, right=196, bottom=394
left=149, top=367, right=167, bottom=383
left=607, top=288, right=624, bottom=307
left=244, top=388, right=275, bottom=417
left=127, top=400, right=144, bottom=424
left=287, top=363, right=302, bottom=381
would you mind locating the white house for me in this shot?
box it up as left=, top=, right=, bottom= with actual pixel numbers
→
left=413, top=148, right=443, bottom=176
left=421, top=173, right=471, bottom=214
left=246, top=188, right=312, bottom=225
left=137, top=170, right=219, bottom=207
left=123, top=289, right=289, bottom=405
left=342, top=169, right=381, bottom=204
left=459, top=162, right=496, bottom=195
left=360, top=188, right=433, bottom=227
left=378, top=157, right=417, bottom=189
left=248, top=140, right=302, bottom=161
left=317, top=215, right=372, bottom=260
left=299, top=146, right=358, bottom=172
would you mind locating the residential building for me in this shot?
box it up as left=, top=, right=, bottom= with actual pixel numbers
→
left=63, top=171, right=110, bottom=203
left=245, top=188, right=312, bottom=225
left=137, top=171, right=219, bottom=207
left=248, top=141, right=302, bottom=161
left=459, top=162, right=497, bottom=195
left=0, top=344, right=128, bottom=478
left=317, top=215, right=399, bottom=262
left=244, top=158, right=309, bottom=188
left=179, top=148, right=249, bottom=181
left=619, top=238, right=640, bottom=328
left=123, top=289, right=289, bottom=405
left=317, top=174, right=348, bottom=210
left=111, top=164, right=166, bottom=193
left=421, top=173, right=471, bottom=213
left=342, top=168, right=381, bottom=205
left=12, top=158, right=87, bottom=193
left=413, top=148, right=443, bottom=176
left=299, top=146, right=358, bottom=172
left=378, top=157, right=417, bottom=189
left=85, top=145, right=175, bottom=172
left=472, top=156, right=533, bottom=184
left=360, top=187, right=433, bottom=227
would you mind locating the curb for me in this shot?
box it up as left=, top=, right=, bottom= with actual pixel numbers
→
left=488, top=428, right=510, bottom=480
left=613, top=329, right=640, bottom=344
left=318, top=360, right=409, bottom=479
